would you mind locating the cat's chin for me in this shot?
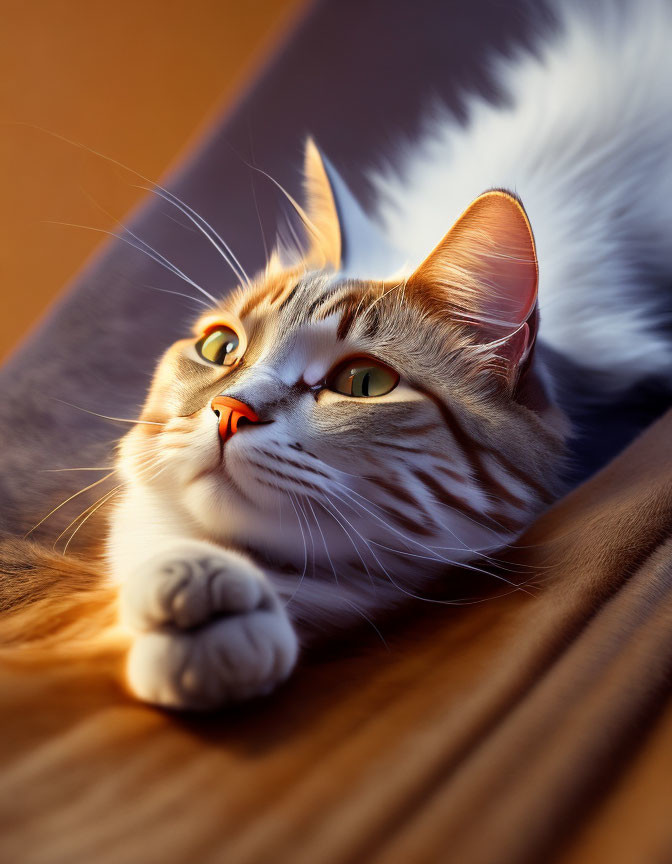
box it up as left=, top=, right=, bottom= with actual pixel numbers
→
left=180, top=470, right=311, bottom=566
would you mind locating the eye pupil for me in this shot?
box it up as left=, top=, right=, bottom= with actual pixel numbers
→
left=328, top=357, right=399, bottom=398
left=196, top=327, right=241, bottom=366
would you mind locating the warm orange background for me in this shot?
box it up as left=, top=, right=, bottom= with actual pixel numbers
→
left=0, top=0, right=306, bottom=363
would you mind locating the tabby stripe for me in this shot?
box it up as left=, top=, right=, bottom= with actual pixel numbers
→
left=480, top=467, right=532, bottom=511
left=379, top=502, right=435, bottom=537
left=305, top=290, right=340, bottom=321
left=412, top=385, right=486, bottom=479
left=435, top=464, right=527, bottom=529
left=366, top=473, right=424, bottom=511
left=414, top=467, right=524, bottom=535
left=493, top=451, right=552, bottom=505
left=315, top=290, right=362, bottom=320
left=268, top=283, right=288, bottom=305
left=337, top=301, right=359, bottom=341
left=360, top=303, right=382, bottom=340
left=413, top=383, right=550, bottom=507
left=435, top=464, right=468, bottom=485
left=413, top=467, right=490, bottom=529
left=249, top=463, right=323, bottom=495
left=395, top=422, right=443, bottom=437
left=277, top=283, right=301, bottom=312
left=374, top=441, right=428, bottom=455
left=273, top=453, right=330, bottom=479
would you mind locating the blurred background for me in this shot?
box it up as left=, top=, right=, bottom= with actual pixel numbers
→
left=0, top=0, right=306, bottom=362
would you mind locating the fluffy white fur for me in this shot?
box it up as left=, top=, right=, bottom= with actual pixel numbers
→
left=373, top=0, right=672, bottom=390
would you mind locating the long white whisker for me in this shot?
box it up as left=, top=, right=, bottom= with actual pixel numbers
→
left=42, top=466, right=115, bottom=473
left=136, top=184, right=251, bottom=288
left=329, top=485, right=534, bottom=595
left=51, top=398, right=165, bottom=426
left=284, top=492, right=308, bottom=606
left=139, top=282, right=210, bottom=308
left=297, top=494, right=317, bottom=580
left=45, top=221, right=218, bottom=304
left=25, top=472, right=115, bottom=537
left=307, top=494, right=338, bottom=585
left=18, top=123, right=247, bottom=291
left=316, top=497, right=375, bottom=586
left=247, top=164, right=323, bottom=246
left=56, top=483, right=124, bottom=553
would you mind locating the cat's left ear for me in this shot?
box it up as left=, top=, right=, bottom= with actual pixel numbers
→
left=408, top=190, right=539, bottom=388
left=302, top=138, right=403, bottom=277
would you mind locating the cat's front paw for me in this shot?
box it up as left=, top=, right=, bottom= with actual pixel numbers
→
left=120, top=542, right=269, bottom=631
left=126, top=606, right=298, bottom=710
left=120, top=543, right=298, bottom=710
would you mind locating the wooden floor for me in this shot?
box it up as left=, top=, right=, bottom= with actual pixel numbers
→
left=0, top=0, right=306, bottom=362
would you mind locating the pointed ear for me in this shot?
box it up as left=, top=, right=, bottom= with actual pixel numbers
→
left=408, top=190, right=539, bottom=387
left=303, top=137, right=342, bottom=269
left=302, top=137, right=404, bottom=278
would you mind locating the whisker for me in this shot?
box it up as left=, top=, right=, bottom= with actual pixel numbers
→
left=340, top=597, right=389, bottom=648
left=139, top=282, right=210, bottom=309
left=55, top=483, right=123, bottom=552
left=42, top=466, right=115, bottom=473
left=63, top=486, right=124, bottom=555
left=362, top=280, right=404, bottom=318
left=329, top=485, right=535, bottom=596
left=246, top=164, right=323, bottom=248
left=296, top=494, right=317, bottom=581
left=248, top=140, right=269, bottom=262
left=25, top=472, right=115, bottom=537
left=306, top=493, right=338, bottom=586
left=316, top=497, right=375, bottom=586
left=17, top=123, right=246, bottom=291
left=51, top=398, right=165, bottom=426
left=284, top=492, right=309, bottom=606
left=44, top=220, right=218, bottom=304
left=135, top=184, right=251, bottom=288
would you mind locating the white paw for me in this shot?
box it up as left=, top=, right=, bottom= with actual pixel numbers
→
left=120, top=543, right=298, bottom=710
left=126, top=608, right=298, bottom=710
left=120, top=542, right=268, bottom=631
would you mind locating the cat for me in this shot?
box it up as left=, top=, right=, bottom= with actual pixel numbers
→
left=109, top=0, right=672, bottom=709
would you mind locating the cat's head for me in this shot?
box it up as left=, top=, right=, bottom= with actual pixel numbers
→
left=117, top=140, right=567, bottom=585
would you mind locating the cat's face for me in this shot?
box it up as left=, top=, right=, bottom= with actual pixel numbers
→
left=117, top=142, right=567, bottom=593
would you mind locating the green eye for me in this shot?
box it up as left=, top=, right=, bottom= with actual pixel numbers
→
left=329, top=357, right=399, bottom=398
left=196, top=326, right=241, bottom=366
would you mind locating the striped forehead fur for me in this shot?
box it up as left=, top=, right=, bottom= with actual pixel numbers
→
left=197, top=265, right=567, bottom=492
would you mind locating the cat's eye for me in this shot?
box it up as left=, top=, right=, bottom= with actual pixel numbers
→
left=196, top=325, right=242, bottom=366
left=328, top=357, right=399, bottom=398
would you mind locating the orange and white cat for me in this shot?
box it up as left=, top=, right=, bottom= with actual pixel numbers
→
left=109, top=0, right=672, bottom=709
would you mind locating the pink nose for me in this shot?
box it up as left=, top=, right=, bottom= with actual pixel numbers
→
left=211, top=396, right=259, bottom=443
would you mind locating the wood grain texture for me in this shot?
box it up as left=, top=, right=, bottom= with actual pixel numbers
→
left=0, top=0, right=306, bottom=362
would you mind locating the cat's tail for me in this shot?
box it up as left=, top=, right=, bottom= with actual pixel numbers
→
left=0, top=536, right=123, bottom=659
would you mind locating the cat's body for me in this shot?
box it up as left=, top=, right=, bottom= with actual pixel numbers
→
left=109, top=0, right=672, bottom=709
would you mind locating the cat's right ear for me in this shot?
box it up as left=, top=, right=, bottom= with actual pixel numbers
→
left=407, top=190, right=539, bottom=389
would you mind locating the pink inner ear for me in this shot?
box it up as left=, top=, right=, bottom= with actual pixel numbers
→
left=447, top=191, right=539, bottom=329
